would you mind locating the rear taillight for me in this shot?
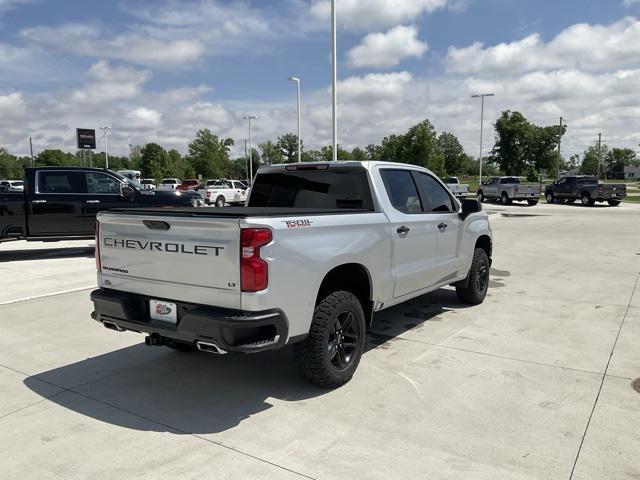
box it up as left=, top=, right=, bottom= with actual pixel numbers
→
left=240, top=228, right=272, bottom=292
left=94, top=221, right=101, bottom=271
left=597, top=186, right=604, bottom=193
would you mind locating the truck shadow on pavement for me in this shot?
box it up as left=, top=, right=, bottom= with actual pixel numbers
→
left=23, top=287, right=468, bottom=435
left=0, top=246, right=94, bottom=262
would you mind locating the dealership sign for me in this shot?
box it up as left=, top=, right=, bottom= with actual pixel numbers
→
left=76, top=128, right=96, bottom=149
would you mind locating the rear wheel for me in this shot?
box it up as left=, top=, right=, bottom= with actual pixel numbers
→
left=608, top=200, right=621, bottom=206
left=581, top=193, right=594, bottom=207
left=545, top=192, right=555, bottom=204
left=294, top=291, right=366, bottom=388
left=214, top=196, right=225, bottom=207
left=501, top=192, right=512, bottom=205
left=527, top=199, right=539, bottom=206
left=456, top=248, right=490, bottom=305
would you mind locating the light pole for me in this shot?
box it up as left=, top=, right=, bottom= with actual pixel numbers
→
left=471, top=93, right=494, bottom=184
left=288, top=76, right=301, bottom=162
left=331, top=0, right=337, bottom=161
left=243, top=115, right=258, bottom=185
left=100, top=126, right=111, bottom=170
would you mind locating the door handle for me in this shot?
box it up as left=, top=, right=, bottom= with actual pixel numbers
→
left=85, top=200, right=101, bottom=204
left=396, top=226, right=410, bottom=236
left=32, top=200, right=47, bottom=204
left=438, top=222, right=448, bottom=231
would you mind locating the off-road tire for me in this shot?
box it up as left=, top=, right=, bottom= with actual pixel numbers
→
left=215, top=196, right=225, bottom=207
left=294, top=291, right=366, bottom=389
left=456, top=248, right=490, bottom=305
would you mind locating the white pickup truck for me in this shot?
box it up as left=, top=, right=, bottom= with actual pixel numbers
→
left=91, top=161, right=492, bottom=387
left=444, top=177, right=470, bottom=198
left=198, top=179, right=248, bottom=206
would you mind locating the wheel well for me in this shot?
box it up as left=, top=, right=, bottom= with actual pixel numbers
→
left=475, top=235, right=492, bottom=259
left=317, top=263, right=373, bottom=328
left=580, top=191, right=590, bottom=197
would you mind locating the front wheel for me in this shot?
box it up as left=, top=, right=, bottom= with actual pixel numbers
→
left=608, top=200, right=621, bottom=206
left=294, top=291, right=366, bottom=388
left=501, top=192, right=512, bottom=205
left=214, top=196, right=225, bottom=207
left=527, top=199, right=539, bottom=206
left=477, top=190, right=485, bottom=203
left=456, top=248, right=490, bottom=305
left=545, top=192, right=555, bottom=204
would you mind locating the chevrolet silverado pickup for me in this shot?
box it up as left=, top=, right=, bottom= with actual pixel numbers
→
left=477, top=177, right=540, bottom=205
left=544, top=176, right=626, bottom=206
left=0, top=167, right=203, bottom=243
left=91, top=161, right=493, bottom=388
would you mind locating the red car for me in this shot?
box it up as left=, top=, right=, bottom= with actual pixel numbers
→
left=177, top=179, right=201, bottom=191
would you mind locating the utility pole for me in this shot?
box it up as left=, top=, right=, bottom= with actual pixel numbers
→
left=331, top=0, right=337, bottom=161
left=243, top=115, right=258, bottom=184
left=29, top=137, right=34, bottom=165
left=244, top=140, right=249, bottom=183
left=288, top=76, right=302, bottom=163
left=100, top=126, right=111, bottom=170
left=471, top=93, right=495, bottom=184
left=556, top=116, right=563, bottom=179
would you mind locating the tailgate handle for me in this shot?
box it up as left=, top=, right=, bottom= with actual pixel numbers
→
left=143, top=220, right=171, bottom=230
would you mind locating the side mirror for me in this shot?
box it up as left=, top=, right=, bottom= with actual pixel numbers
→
left=461, top=198, right=481, bottom=218
left=121, top=184, right=135, bottom=198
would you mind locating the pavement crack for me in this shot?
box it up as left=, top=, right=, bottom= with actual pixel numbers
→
left=568, top=271, right=640, bottom=480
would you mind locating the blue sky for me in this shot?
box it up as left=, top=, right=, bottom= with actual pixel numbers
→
left=1, top=0, right=640, bottom=157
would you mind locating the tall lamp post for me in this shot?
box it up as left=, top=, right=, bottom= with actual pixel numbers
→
left=331, top=0, right=337, bottom=161
left=288, top=76, right=301, bottom=162
left=100, top=126, right=111, bottom=170
left=471, top=93, right=494, bottom=184
left=243, top=115, right=258, bottom=185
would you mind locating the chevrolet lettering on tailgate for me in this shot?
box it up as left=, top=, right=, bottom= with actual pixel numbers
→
left=103, top=237, right=224, bottom=256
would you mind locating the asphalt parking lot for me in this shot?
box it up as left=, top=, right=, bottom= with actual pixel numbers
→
left=1, top=202, right=639, bottom=480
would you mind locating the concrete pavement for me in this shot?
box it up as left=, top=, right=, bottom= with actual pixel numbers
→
left=0, top=201, right=639, bottom=479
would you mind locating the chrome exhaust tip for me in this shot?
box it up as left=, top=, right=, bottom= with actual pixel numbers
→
left=196, top=341, right=227, bottom=355
left=103, top=320, right=125, bottom=332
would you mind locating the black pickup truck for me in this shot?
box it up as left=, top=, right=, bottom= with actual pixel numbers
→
left=545, top=176, right=626, bottom=207
left=1, top=167, right=203, bottom=243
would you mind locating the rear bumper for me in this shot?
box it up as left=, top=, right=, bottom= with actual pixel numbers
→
left=90, top=288, right=289, bottom=353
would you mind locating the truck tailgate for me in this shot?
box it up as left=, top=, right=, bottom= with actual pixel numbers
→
left=515, top=185, right=539, bottom=195
left=97, top=213, right=241, bottom=309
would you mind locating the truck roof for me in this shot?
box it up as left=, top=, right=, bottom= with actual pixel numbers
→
left=257, top=160, right=439, bottom=176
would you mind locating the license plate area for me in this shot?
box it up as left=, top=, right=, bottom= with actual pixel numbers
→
left=149, top=299, right=178, bottom=324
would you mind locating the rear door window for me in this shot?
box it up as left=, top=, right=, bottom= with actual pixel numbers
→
left=380, top=169, right=422, bottom=214
left=38, top=171, right=86, bottom=194
left=412, top=172, right=455, bottom=213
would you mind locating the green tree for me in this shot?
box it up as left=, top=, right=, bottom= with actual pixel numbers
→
left=276, top=134, right=301, bottom=163
left=351, top=147, right=367, bottom=161
left=605, top=148, right=636, bottom=178
left=365, top=144, right=384, bottom=160
left=399, top=120, right=444, bottom=175
left=36, top=149, right=76, bottom=166
left=0, top=148, right=25, bottom=179
left=319, top=145, right=353, bottom=161
left=139, top=143, right=169, bottom=180
left=437, top=131, right=470, bottom=175
left=581, top=145, right=609, bottom=177
left=301, top=149, right=324, bottom=162
left=259, top=140, right=284, bottom=165
left=187, top=129, right=234, bottom=179
left=490, top=111, right=531, bottom=175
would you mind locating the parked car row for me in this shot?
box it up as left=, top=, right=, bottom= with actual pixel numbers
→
left=476, top=175, right=627, bottom=207
left=0, top=180, right=24, bottom=192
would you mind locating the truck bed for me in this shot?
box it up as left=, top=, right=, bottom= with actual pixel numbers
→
left=105, top=207, right=373, bottom=218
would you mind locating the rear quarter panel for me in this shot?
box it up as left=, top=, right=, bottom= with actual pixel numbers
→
left=240, top=212, right=391, bottom=338
left=0, top=192, right=26, bottom=238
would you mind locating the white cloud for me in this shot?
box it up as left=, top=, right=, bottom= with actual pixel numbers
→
left=623, top=0, right=640, bottom=6
left=21, top=24, right=205, bottom=67
left=347, top=25, right=428, bottom=68
left=310, top=0, right=448, bottom=29
left=69, top=61, right=150, bottom=105
left=446, top=17, right=640, bottom=75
